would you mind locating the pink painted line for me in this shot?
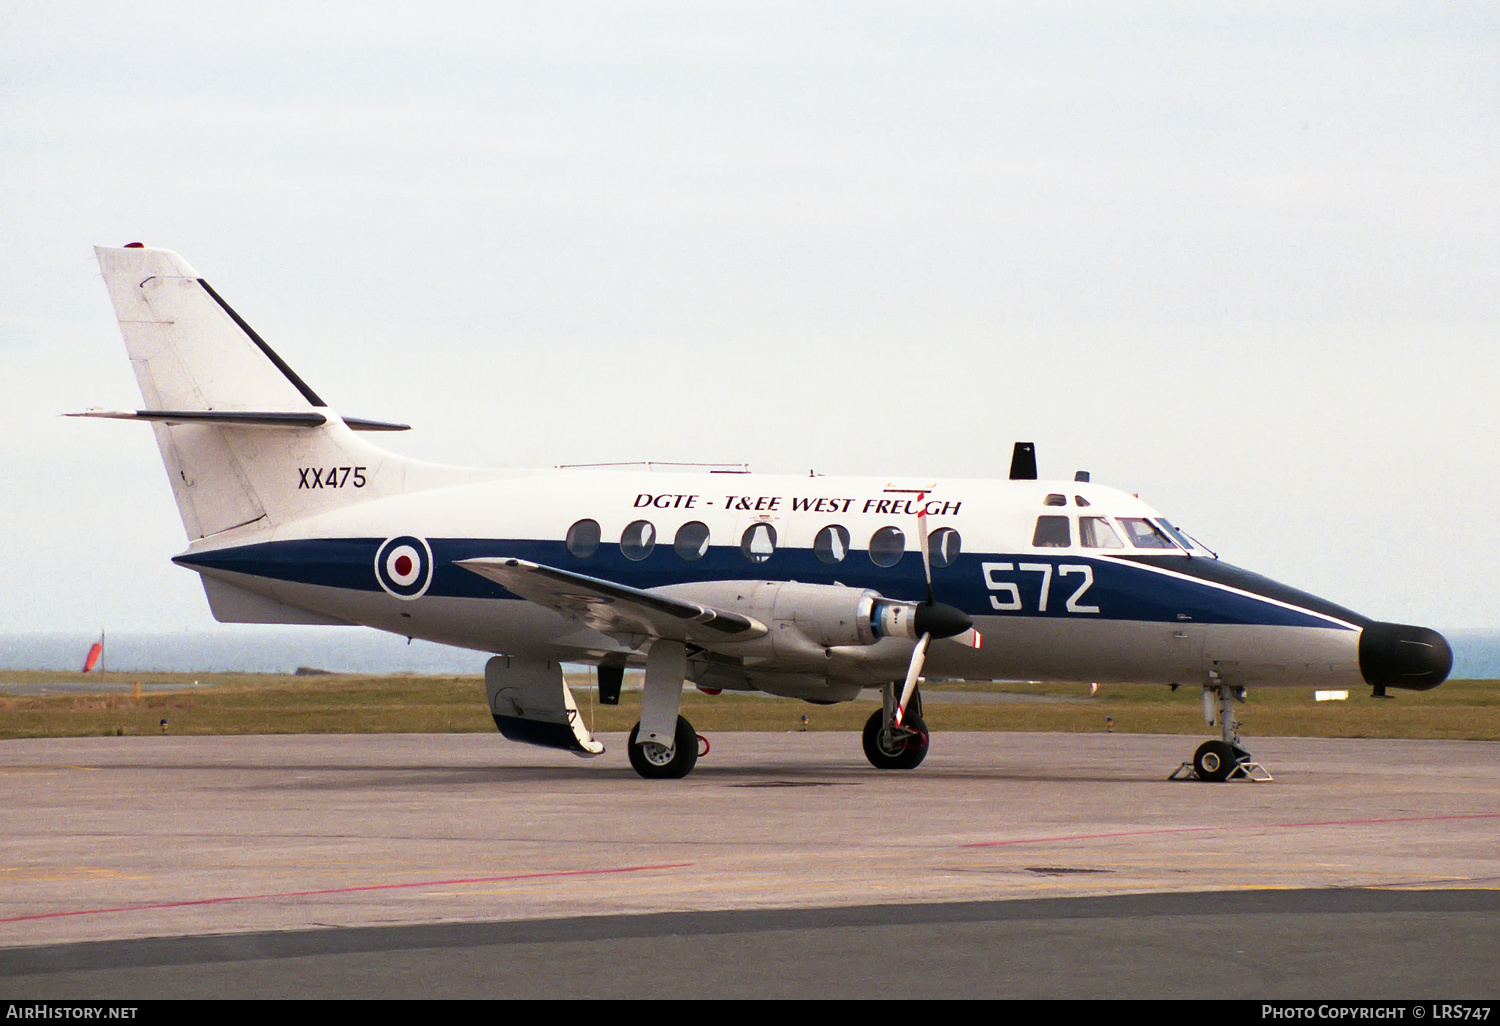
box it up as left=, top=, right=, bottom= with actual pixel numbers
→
left=1, top=862, right=694, bottom=925
left=964, top=812, right=1500, bottom=848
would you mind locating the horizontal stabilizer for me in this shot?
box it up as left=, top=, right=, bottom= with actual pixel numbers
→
left=68, top=409, right=409, bottom=431
left=459, top=558, right=767, bottom=644
left=340, top=416, right=411, bottom=432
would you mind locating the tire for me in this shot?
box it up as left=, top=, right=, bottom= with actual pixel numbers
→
left=862, top=709, right=929, bottom=770
left=628, top=716, right=699, bottom=779
left=1193, top=739, right=1238, bottom=782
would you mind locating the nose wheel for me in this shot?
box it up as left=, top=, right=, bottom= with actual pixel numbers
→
left=1192, top=739, right=1249, bottom=782
left=1171, top=681, right=1272, bottom=781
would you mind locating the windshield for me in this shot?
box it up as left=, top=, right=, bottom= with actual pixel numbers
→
left=1118, top=517, right=1181, bottom=550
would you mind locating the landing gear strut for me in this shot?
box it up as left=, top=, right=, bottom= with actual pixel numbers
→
left=625, top=639, right=702, bottom=780
left=862, top=683, right=929, bottom=770
left=1171, top=677, right=1270, bottom=782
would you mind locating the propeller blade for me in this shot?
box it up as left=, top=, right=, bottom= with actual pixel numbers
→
left=915, top=494, right=934, bottom=604
left=894, top=492, right=963, bottom=727
left=950, top=627, right=983, bottom=650
left=894, top=632, right=930, bottom=727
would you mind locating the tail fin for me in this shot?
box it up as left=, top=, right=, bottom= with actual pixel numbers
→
left=97, top=245, right=326, bottom=415
left=90, top=245, right=463, bottom=540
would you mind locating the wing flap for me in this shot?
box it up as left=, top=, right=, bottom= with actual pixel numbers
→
left=458, top=558, right=768, bottom=644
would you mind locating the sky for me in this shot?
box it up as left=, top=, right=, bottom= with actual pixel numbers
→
left=3, top=2, right=1497, bottom=639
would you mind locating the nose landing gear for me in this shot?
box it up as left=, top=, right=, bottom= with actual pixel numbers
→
left=1191, top=738, right=1252, bottom=782
left=1171, top=678, right=1272, bottom=782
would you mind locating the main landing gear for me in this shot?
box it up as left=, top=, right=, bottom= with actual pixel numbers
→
left=625, top=639, right=705, bottom=780
left=1171, top=677, right=1272, bottom=782
left=862, top=683, right=929, bottom=770
left=627, top=715, right=700, bottom=779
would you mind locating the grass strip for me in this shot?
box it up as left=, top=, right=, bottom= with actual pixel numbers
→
left=0, top=673, right=1494, bottom=741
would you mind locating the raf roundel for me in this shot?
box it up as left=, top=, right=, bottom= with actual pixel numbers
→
left=375, top=536, right=434, bottom=599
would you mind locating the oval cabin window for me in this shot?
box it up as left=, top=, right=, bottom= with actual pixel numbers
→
left=814, top=524, right=850, bottom=565
left=620, top=520, right=657, bottom=560
left=869, top=526, right=905, bottom=567
left=928, top=527, right=961, bottom=568
left=565, top=519, right=601, bottom=558
left=741, top=522, right=777, bottom=563
left=674, top=521, right=711, bottom=561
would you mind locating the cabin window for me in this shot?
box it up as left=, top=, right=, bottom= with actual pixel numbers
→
left=814, top=524, right=850, bottom=565
left=1043, top=493, right=1067, bottom=507
left=674, top=521, right=710, bottom=561
left=928, top=527, right=961, bottom=568
left=565, top=519, right=600, bottom=558
left=869, top=526, right=905, bottom=567
left=1079, top=516, right=1124, bottom=549
left=741, top=522, right=777, bottom=563
left=1032, top=515, right=1071, bottom=548
left=620, top=520, right=657, bottom=560
left=1119, top=517, right=1176, bottom=549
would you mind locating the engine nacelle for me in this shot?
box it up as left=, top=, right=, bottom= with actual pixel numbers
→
left=655, top=580, right=964, bottom=667
left=774, top=581, right=890, bottom=648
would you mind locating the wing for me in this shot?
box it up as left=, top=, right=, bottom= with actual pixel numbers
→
left=457, top=558, right=768, bottom=644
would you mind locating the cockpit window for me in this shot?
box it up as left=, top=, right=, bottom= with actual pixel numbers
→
left=813, top=524, right=850, bottom=565
left=674, top=521, right=710, bottom=561
left=1074, top=495, right=1091, bottom=508
left=1032, top=515, right=1071, bottom=548
left=1079, top=516, right=1123, bottom=549
left=928, top=527, right=961, bottom=568
left=741, top=522, right=776, bottom=563
left=1043, top=493, right=1067, bottom=507
left=620, top=520, right=656, bottom=560
left=1155, top=520, right=1195, bottom=550
left=869, top=526, right=906, bottom=566
left=1119, top=517, right=1178, bottom=549
left=565, top=519, right=600, bottom=558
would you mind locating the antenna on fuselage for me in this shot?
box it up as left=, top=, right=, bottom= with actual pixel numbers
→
left=1009, top=442, right=1037, bottom=480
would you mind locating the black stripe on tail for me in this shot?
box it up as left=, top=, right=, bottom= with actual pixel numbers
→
left=197, top=278, right=327, bottom=408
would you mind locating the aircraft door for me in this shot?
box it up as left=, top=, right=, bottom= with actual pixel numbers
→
left=1167, top=623, right=1207, bottom=687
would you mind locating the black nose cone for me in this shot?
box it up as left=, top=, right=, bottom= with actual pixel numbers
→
left=1359, top=622, right=1452, bottom=691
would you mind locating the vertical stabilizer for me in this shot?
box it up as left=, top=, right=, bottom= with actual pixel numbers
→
left=97, top=246, right=323, bottom=414
left=93, top=245, right=468, bottom=541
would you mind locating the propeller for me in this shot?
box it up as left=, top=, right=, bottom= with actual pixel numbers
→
left=893, top=497, right=981, bottom=728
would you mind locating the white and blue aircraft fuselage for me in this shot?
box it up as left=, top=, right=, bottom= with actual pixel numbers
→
left=77, top=245, right=1452, bottom=780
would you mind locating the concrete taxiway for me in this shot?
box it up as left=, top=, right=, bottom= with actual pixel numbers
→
left=1, top=731, right=1496, bottom=997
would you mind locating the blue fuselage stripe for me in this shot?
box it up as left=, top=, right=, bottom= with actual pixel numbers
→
left=175, top=539, right=1359, bottom=630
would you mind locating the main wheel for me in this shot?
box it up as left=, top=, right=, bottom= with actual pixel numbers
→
left=1193, top=739, right=1238, bottom=782
left=862, top=709, right=929, bottom=770
left=628, top=716, right=700, bottom=779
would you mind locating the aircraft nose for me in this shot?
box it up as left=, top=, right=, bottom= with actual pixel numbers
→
left=1359, top=622, right=1452, bottom=691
